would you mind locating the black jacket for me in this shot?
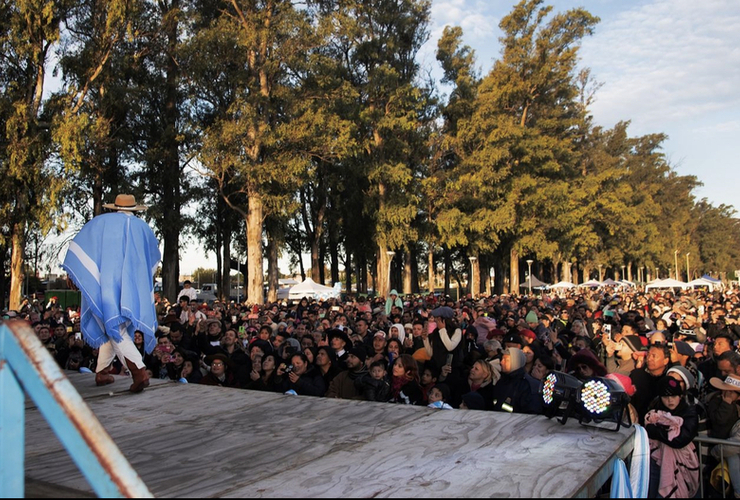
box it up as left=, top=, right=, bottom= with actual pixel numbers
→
left=491, top=367, right=541, bottom=414
left=355, top=374, right=391, bottom=402
left=645, top=399, right=699, bottom=449
left=277, top=365, right=327, bottom=397
left=389, top=379, right=424, bottom=405
left=630, top=366, right=668, bottom=424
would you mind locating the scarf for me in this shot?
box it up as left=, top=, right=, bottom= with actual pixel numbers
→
left=391, top=376, right=407, bottom=399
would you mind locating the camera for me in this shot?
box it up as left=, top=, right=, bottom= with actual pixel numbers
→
left=284, top=365, right=294, bottom=374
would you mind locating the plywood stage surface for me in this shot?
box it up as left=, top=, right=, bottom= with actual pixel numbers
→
left=23, top=372, right=634, bottom=498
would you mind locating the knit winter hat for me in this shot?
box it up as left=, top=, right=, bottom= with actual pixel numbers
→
left=525, top=311, right=538, bottom=324
left=620, top=335, right=644, bottom=353
left=605, top=373, right=636, bottom=397
left=658, top=376, right=684, bottom=397
left=667, top=366, right=695, bottom=390
left=461, top=391, right=486, bottom=410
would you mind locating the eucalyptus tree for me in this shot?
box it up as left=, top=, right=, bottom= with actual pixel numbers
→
left=455, top=0, right=598, bottom=292
left=1, top=0, right=70, bottom=308
left=189, top=0, right=345, bottom=303
left=429, top=25, right=480, bottom=293
left=52, top=0, right=136, bottom=218
left=694, top=200, right=740, bottom=277
left=320, top=0, right=432, bottom=297
left=125, top=0, right=196, bottom=302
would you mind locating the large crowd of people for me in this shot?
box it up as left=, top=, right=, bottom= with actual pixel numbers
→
left=5, top=283, right=740, bottom=497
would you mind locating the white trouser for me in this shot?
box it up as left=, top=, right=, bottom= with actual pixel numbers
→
left=96, top=324, right=145, bottom=372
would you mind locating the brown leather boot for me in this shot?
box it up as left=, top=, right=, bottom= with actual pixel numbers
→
left=95, top=365, right=115, bottom=386
left=124, top=358, right=150, bottom=393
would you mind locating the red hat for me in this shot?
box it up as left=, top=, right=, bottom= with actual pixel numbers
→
left=520, top=329, right=536, bottom=341
left=567, top=349, right=608, bottom=377
left=606, top=373, right=636, bottom=397
left=487, top=328, right=505, bottom=340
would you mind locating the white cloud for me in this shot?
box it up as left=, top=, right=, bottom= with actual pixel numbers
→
left=420, top=0, right=501, bottom=84
left=430, top=0, right=498, bottom=39
left=582, top=0, right=740, bottom=128
left=692, top=120, right=740, bottom=135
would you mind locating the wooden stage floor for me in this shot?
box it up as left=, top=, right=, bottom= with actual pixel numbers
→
left=23, top=372, right=635, bottom=498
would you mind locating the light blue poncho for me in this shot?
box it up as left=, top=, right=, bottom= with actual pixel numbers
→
left=62, top=212, right=161, bottom=354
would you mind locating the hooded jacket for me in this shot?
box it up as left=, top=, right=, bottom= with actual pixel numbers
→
left=492, top=366, right=542, bottom=415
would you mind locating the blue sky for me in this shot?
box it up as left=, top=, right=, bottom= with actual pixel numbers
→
left=419, top=0, right=740, bottom=209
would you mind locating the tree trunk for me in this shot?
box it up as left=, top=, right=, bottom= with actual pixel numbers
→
left=9, top=225, right=25, bottom=310
left=355, top=251, right=365, bottom=294
left=297, top=250, right=306, bottom=281
left=428, top=245, right=435, bottom=294
left=344, top=249, right=352, bottom=296
left=246, top=192, right=264, bottom=304
left=377, top=246, right=392, bottom=298
left=471, top=256, right=480, bottom=298
left=310, top=236, right=321, bottom=282
left=443, top=249, right=451, bottom=296
left=494, top=256, right=505, bottom=295
left=266, top=229, right=278, bottom=303
left=221, top=225, right=230, bottom=302
left=509, top=247, right=519, bottom=294
left=403, top=250, right=412, bottom=295
left=483, top=256, right=492, bottom=295
left=160, top=0, right=181, bottom=303
left=0, top=244, right=7, bottom=310
left=410, top=245, right=420, bottom=293
left=319, top=245, right=326, bottom=284
left=627, top=261, right=633, bottom=282
left=329, top=224, right=339, bottom=285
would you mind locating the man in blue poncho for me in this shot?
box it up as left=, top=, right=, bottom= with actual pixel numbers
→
left=62, top=194, right=161, bottom=393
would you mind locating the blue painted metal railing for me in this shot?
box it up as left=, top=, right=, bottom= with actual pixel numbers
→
left=0, top=320, right=152, bottom=498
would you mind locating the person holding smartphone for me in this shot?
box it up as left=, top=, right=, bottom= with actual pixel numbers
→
left=426, top=306, right=464, bottom=390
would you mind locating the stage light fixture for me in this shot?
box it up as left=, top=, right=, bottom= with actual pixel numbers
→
left=541, top=371, right=583, bottom=425
left=577, top=377, right=631, bottom=432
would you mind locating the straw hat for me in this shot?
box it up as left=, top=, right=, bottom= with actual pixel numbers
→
left=103, top=194, right=148, bottom=212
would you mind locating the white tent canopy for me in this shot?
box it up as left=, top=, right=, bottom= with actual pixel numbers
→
left=519, top=275, right=549, bottom=289
left=549, top=281, right=576, bottom=289
left=579, top=279, right=603, bottom=288
left=645, top=278, right=689, bottom=291
left=288, top=278, right=341, bottom=300
left=687, top=278, right=716, bottom=291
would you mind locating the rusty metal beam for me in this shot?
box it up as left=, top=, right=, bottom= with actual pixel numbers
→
left=0, top=320, right=152, bottom=498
